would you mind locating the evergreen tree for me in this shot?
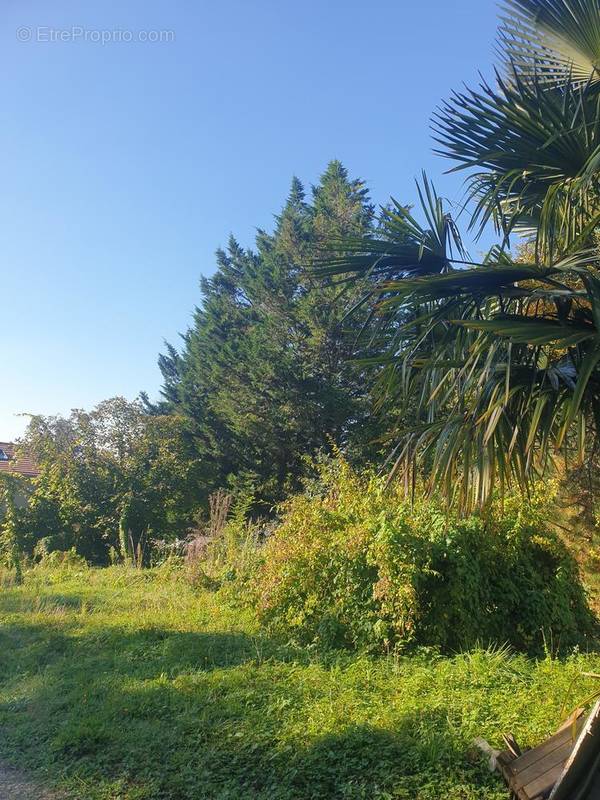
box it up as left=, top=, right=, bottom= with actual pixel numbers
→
left=157, top=161, right=378, bottom=506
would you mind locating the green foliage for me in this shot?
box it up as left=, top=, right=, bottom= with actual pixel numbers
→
left=499, top=0, right=600, bottom=87
left=251, top=461, right=594, bottom=653
left=315, top=0, right=600, bottom=508
left=0, top=474, right=28, bottom=584
left=34, top=546, right=89, bottom=571
left=156, top=161, right=382, bottom=507
left=434, top=71, right=600, bottom=254
left=1, top=564, right=600, bottom=799
left=20, top=398, right=203, bottom=564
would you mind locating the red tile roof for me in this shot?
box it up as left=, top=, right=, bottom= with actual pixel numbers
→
left=0, top=442, right=40, bottom=477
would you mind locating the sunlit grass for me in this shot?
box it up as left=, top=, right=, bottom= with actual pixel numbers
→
left=0, top=563, right=598, bottom=799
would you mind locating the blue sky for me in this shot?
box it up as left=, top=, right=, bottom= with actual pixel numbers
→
left=1, top=0, right=499, bottom=440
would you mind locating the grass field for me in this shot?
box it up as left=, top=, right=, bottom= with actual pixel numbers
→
left=1, top=563, right=599, bottom=800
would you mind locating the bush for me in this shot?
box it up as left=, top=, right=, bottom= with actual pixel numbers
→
left=251, top=460, right=596, bottom=654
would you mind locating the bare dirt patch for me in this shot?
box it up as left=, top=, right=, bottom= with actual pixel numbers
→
left=0, top=763, right=64, bottom=800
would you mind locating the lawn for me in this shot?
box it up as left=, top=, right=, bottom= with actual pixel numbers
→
left=0, top=563, right=599, bottom=800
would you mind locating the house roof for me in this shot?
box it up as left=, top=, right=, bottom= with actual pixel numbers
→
left=0, top=442, right=40, bottom=477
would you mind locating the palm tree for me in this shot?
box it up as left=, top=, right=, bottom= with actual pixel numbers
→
left=318, top=0, right=600, bottom=508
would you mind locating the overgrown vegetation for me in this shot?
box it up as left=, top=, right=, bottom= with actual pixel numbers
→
left=1, top=562, right=600, bottom=800
left=247, top=461, right=595, bottom=653
left=6, top=398, right=201, bottom=565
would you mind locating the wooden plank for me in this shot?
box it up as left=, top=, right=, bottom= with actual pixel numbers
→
left=494, top=706, right=598, bottom=800
left=497, top=749, right=517, bottom=775
left=510, top=738, right=574, bottom=793
left=521, top=762, right=565, bottom=799
left=550, top=700, right=600, bottom=800
left=505, top=724, right=580, bottom=775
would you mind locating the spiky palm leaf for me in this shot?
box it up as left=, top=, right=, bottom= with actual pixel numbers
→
left=499, top=0, right=600, bottom=87
left=317, top=174, right=466, bottom=282
left=384, top=245, right=600, bottom=508
left=432, top=70, right=600, bottom=256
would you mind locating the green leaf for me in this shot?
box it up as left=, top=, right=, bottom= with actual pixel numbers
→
left=453, top=316, right=596, bottom=346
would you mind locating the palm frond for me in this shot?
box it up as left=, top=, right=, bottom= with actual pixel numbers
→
left=454, top=315, right=596, bottom=346
left=313, top=2, right=600, bottom=509
left=432, top=71, right=600, bottom=256
left=314, top=173, right=466, bottom=280
left=499, top=0, right=600, bottom=87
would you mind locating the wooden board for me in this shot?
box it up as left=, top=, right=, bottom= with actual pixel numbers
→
left=499, top=721, right=583, bottom=800
left=511, top=739, right=577, bottom=796
left=549, top=700, right=600, bottom=800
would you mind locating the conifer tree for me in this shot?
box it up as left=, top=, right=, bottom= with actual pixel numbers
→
left=157, top=161, right=378, bottom=506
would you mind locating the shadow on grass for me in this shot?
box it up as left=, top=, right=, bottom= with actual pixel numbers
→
left=0, top=620, right=273, bottom=677
left=1, top=666, right=500, bottom=799
left=0, top=616, right=507, bottom=799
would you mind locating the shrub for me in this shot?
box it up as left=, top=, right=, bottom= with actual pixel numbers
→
left=250, top=460, right=596, bottom=654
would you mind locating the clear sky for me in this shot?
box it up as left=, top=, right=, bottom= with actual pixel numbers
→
left=1, top=0, right=499, bottom=440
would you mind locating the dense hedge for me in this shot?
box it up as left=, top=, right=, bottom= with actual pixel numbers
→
left=251, top=462, right=596, bottom=653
